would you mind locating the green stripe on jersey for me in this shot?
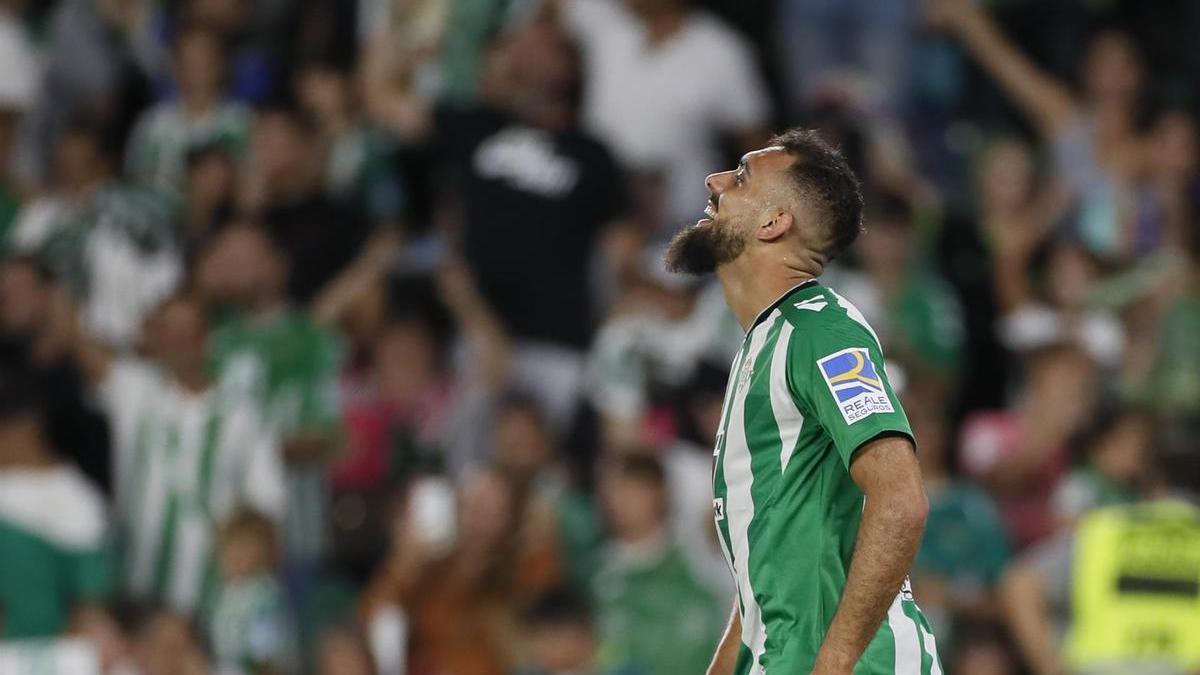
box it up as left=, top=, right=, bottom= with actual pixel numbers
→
left=710, top=281, right=941, bottom=674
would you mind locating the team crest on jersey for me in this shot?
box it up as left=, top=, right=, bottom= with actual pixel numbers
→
left=736, top=353, right=755, bottom=393
left=817, top=347, right=894, bottom=425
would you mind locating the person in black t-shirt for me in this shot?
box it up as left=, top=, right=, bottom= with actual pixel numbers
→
left=364, top=19, right=636, bottom=426
left=244, top=103, right=370, bottom=305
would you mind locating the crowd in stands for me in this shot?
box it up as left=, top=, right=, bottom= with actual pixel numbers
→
left=0, top=0, right=1198, bottom=673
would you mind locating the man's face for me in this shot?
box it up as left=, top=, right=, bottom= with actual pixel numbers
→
left=176, top=32, right=224, bottom=100
left=53, top=132, right=105, bottom=191
left=665, top=147, right=796, bottom=275
left=252, top=113, right=313, bottom=186
left=149, top=299, right=209, bottom=375
left=599, top=470, right=665, bottom=540
left=204, top=226, right=285, bottom=307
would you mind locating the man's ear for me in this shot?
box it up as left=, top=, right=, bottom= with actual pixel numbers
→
left=757, top=210, right=794, bottom=242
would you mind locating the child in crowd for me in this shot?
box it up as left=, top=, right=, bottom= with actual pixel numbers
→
left=207, top=509, right=293, bottom=675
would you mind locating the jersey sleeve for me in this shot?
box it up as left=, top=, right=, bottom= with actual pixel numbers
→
left=786, top=320, right=913, bottom=469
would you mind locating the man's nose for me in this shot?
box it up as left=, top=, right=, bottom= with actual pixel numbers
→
left=705, top=170, right=735, bottom=196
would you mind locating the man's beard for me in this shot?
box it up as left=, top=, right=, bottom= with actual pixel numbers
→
left=664, top=218, right=747, bottom=275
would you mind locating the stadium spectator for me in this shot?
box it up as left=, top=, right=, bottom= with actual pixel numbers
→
left=554, top=0, right=771, bottom=235
left=0, top=365, right=112, bottom=640
left=245, top=103, right=370, bottom=305
left=68, top=292, right=285, bottom=613
left=909, top=383, right=1009, bottom=649
left=296, top=58, right=406, bottom=232
left=199, top=222, right=344, bottom=584
left=928, top=0, right=1149, bottom=260
left=1050, top=407, right=1148, bottom=527
left=367, top=18, right=637, bottom=428
left=1135, top=233, right=1200, bottom=419
left=0, top=7, right=32, bottom=255
left=362, top=468, right=528, bottom=675
left=179, top=142, right=237, bottom=255
left=12, top=0, right=161, bottom=186
left=829, top=191, right=964, bottom=388
left=207, top=508, right=293, bottom=674
left=1000, top=424, right=1200, bottom=675
left=10, top=124, right=182, bottom=347
left=774, top=0, right=918, bottom=117
left=517, top=588, right=637, bottom=675
left=0, top=255, right=111, bottom=491
left=959, top=340, right=1097, bottom=548
left=125, top=25, right=250, bottom=193
left=592, top=453, right=722, bottom=675
left=584, top=253, right=742, bottom=450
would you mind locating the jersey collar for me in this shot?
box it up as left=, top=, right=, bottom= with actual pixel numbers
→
left=748, top=279, right=819, bottom=332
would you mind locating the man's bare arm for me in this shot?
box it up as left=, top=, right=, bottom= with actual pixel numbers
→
left=812, top=435, right=929, bottom=674
left=1000, top=557, right=1067, bottom=675
left=706, top=598, right=742, bottom=675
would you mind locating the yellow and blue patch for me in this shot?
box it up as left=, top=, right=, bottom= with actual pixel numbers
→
left=817, top=347, right=894, bottom=425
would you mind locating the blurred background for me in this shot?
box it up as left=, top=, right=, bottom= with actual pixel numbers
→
left=0, top=0, right=1198, bottom=673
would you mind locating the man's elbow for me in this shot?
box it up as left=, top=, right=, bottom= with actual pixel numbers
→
left=887, top=483, right=929, bottom=534
left=904, top=487, right=930, bottom=531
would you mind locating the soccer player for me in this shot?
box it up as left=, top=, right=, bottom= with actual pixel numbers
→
left=665, top=129, right=941, bottom=675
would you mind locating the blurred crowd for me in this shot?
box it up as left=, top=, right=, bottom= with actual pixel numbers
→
left=0, top=0, right=1198, bottom=673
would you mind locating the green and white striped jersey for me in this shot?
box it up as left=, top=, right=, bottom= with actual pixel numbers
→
left=711, top=281, right=941, bottom=675
left=211, top=308, right=344, bottom=562
left=11, top=184, right=181, bottom=347
left=100, top=359, right=285, bottom=612
left=125, top=101, right=250, bottom=193
left=208, top=575, right=294, bottom=674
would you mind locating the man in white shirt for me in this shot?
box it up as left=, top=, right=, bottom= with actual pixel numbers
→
left=70, top=293, right=285, bottom=612
left=556, top=0, right=771, bottom=235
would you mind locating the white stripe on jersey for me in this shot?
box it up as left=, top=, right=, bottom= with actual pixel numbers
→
left=723, top=312, right=778, bottom=674
left=767, top=321, right=804, bottom=473
left=887, top=592, right=923, bottom=674
left=830, top=289, right=882, bottom=348
left=713, top=347, right=745, bottom=580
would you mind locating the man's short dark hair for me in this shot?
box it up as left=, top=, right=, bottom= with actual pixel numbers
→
left=769, top=128, right=865, bottom=260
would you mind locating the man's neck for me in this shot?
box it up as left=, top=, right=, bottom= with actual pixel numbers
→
left=718, top=256, right=817, bottom=332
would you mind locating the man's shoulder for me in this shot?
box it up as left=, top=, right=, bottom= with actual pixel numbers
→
left=778, top=283, right=881, bottom=344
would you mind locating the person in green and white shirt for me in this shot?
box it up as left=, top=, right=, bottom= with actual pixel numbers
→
left=12, top=126, right=182, bottom=348
left=69, top=293, right=285, bottom=614
left=664, top=129, right=940, bottom=675
left=295, top=60, right=406, bottom=230
left=125, top=26, right=250, bottom=194
left=0, top=366, right=112, bottom=640
left=593, top=453, right=724, bottom=675
left=208, top=509, right=294, bottom=675
left=200, top=222, right=342, bottom=568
